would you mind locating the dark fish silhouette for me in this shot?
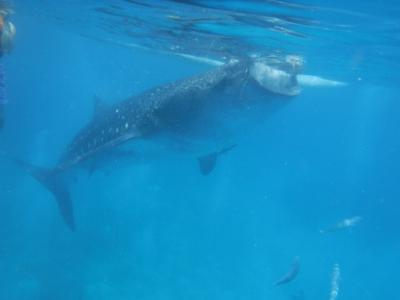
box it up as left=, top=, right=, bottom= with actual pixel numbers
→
left=274, top=257, right=300, bottom=286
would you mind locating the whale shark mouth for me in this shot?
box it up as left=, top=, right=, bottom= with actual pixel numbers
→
left=250, top=62, right=301, bottom=96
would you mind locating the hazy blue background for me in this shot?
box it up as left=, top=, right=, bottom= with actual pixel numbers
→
left=0, top=1, right=399, bottom=300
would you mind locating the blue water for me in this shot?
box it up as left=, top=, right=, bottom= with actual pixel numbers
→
left=0, top=1, right=399, bottom=299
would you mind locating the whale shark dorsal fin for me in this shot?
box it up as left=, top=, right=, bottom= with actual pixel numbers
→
left=93, top=94, right=109, bottom=118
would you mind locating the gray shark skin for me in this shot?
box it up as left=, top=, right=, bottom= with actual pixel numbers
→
left=18, top=60, right=294, bottom=231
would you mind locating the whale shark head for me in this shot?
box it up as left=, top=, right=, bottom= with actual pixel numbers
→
left=249, top=55, right=304, bottom=96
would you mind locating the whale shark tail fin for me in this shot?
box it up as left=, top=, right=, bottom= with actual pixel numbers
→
left=197, top=144, right=237, bottom=176
left=13, top=159, right=75, bottom=231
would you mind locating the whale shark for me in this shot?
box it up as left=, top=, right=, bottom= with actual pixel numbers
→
left=17, top=58, right=299, bottom=230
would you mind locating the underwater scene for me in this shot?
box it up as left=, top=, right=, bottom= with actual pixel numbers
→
left=0, top=0, right=399, bottom=299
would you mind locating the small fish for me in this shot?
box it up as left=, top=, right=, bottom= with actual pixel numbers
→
left=320, top=216, right=362, bottom=234
left=274, top=256, right=300, bottom=286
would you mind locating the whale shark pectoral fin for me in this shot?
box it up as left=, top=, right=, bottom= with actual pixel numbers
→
left=13, top=159, right=75, bottom=231
left=198, top=152, right=218, bottom=175
left=197, top=144, right=237, bottom=176
left=218, top=144, right=237, bottom=155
